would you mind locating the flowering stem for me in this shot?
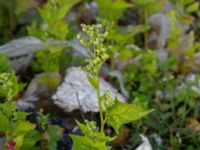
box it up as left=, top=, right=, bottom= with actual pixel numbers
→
left=96, top=76, right=104, bottom=133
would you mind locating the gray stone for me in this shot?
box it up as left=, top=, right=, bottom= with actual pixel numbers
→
left=17, top=73, right=60, bottom=110
left=52, top=67, right=126, bottom=112
left=0, top=36, right=90, bottom=72
left=0, top=137, right=5, bottom=149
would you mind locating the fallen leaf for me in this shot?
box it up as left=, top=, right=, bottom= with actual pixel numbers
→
left=112, top=127, right=131, bottom=145
left=187, top=118, right=200, bottom=131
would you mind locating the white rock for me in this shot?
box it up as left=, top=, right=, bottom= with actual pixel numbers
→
left=149, top=13, right=170, bottom=48
left=0, top=137, right=5, bottom=149
left=151, top=134, right=162, bottom=148
left=17, top=73, right=60, bottom=110
left=186, top=74, right=200, bottom=93
left=0, top=36, right=42, bottom=72
left=0, top=36, right=42, bottom=57
left=136, top=135, right=152, bottom=150
left=52, top=67, right=126, bottom=112
left=0, top=36, right=90, bottom=72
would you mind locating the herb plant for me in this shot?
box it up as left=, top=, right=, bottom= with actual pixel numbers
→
left=70, top=24, right=153, bottom=150
left=28, top=0, right=80, bottom=40
left=0, top=53, right=23, bottom=101
left=0, top=53, right=35, bottom=149
left=0, top=102, right=35, bottom=150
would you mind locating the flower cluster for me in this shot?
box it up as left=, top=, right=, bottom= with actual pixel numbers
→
left=0, top=72, right=17, bottom=101
left=77, top=24, right=109, bottom=77
left=85, top=120, right=98, bottom=134
left=101, top=91, right=114, bottom=111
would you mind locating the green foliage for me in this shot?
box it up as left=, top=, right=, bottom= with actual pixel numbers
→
left=132, top=0, right=166, bottom=49
left=0, top=0, right=30, bottom=44
left=32, top=48, right=61, bottom=73
left=2, top=0, right=200, bottom=149
left=37, top=111, right=49, bottom=131
left=125, top=18, right=200, bottom=148
left=31, top=47, right=64, bottom=93
left=98, top=19, right=147, bottom=59
left=21, top=111, right=62, bottom=150
left=133, top=0, right=165, bottom=16
left=71, top=24, right=153, bottom=149
left=28, top=0, right=80, bottom=40
left=47, top=125, right=62, bottom=150
left=125, top=50, right=158, bottom=108
left=107, top=99, right=153, bottom=133
left=20, top=130, right=41, bottom=150
left=0, top=54, right=24, bottom=101
left=77, top=24, right=109, bottom=77
left=0, top=102, right=35, bottom=150
left=186, top=2, right=199, bottom=13
left=87, top=75, right=98, bottom=89
left=0, top=53, right=12, bottom=72
left=0, top=72, right=19, bottom=101
left=71, top=120, right=113, bottom=150
left=100, top=91, right=114, bottom=111
left=96, top=0, right=132, bottom=22
left=15, top=0, right=32, bottom=15
left=71, top=135, right=110, bottom=150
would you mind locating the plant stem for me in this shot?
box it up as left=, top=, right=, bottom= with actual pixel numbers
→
left=96, top=76, right=104, bottom=133
left=143, top=8, right=148, bottom=50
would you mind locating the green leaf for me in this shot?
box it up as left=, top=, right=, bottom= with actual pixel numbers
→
left=47, top=125, right=62, bottom=150
left=14, top=121, right=35, bottom=133
left=0, top=72, right=19, bottom=101
left=180, top=0, right=194, bottom=6
left=133, top=0, right=156, bottom=5
left=15, top=111, right=29, bottom=121
left=35, top=0, right=80, bottom=40
left=186, top=2, right=199, bottom=13
left=37, top=113, right=49, bottom=130
left=76, top=120, right=114, bottom=142
left=119, top=49, right=133, bottom=60
left=21, top=130, right=41, bottom=150
left=0, top=111, right=9, bottom=131
left=0, top=102, right=16, bottom=117
left=107, top=99, right=153, bottom=132
left=87, top=75, right=98, bottom=89
left=0, top=53, right=11, bottom=73
left=133, top=0, right=163, bottom=15
left=14, top=134, right=25, bottom=150
left=76, top=120, right=90, bottom=136
left=97, top=0, right=132, bottom=22
left=70, top=135, right=110, bottom=150
left=57, top=0, right=81, bottom=19
left=15, top=0, right=32, bottom=15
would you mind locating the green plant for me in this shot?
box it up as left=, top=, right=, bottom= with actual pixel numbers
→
left=0, top=53, right=12, bottom=72
left=3, top=109, right=63, bottom=150
left=0, top=72, right=19, bottom=101
left=132, top=0, right=166, bottom=49
left=29, top=0, right=80, bottom=92
left=124, top=24, right=200, bottom=150
left=98, top=19, right=147, bottom=65
left=0, top=54, right=39, bottom=150
left=70, top=24, right=153, bottom=150
left=96, top=0, right=132, bottom=22
left=125, top=50, right=158, bottom=109
left=25, top=111, right=62, bottom=150
left=0, top=102, right=35, bottom=150
left=0, top=53, right=25, bottom=102
left=0, top=0, right=32, bottom=44
left=122, top=1, right=200, bottom=148
left=32, top=48, right=62, bottom=73
left=28, top=0, right=80, bottom=40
